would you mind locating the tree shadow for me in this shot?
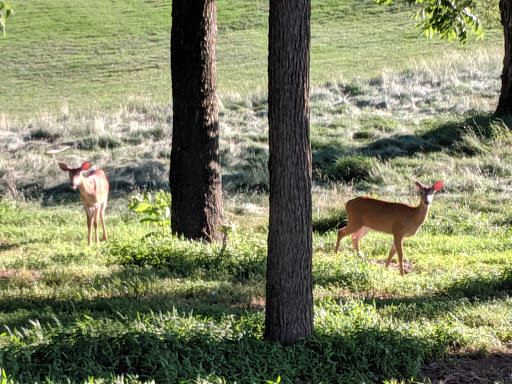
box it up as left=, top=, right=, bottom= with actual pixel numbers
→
left=0, top=264, right=264, bottom=332
left=422, top=352, right=512, bottom=384
left=1, top=267, right=510, bottom=383
left=365, top=267, right=512, bottom=322
left=0, top=312, right=433, bottom=384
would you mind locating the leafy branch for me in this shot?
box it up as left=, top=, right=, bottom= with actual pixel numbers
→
left=376, top=0, right=483, bottom=43
left=0, top=1, right=14, bottom=37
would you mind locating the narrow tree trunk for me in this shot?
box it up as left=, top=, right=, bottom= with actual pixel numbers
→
left=265, top=0, right=313, bottom=345
left=497, top=0, right=512, bottom=116
left=170, top=0, right=223, bottom=242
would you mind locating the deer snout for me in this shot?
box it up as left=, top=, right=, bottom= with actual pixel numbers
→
left=71, top=177, right=81, bottom=190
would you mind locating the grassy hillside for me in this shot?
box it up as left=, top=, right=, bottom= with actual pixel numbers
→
left=0, top=0, right=503, bottom=117
left=1, top=0, right=512, bottom=383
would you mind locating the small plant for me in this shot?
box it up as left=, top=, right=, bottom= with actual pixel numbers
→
left=127, top=190, right=172, bottom=230
left=0, top=199, right=17, bottom=221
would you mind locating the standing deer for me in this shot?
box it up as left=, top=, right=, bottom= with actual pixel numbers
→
left=59, top=161, right=109, bottom=244
left=335, top=178, right=443, bottom=276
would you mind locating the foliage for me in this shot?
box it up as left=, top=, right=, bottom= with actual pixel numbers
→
left=376, top=0, right=484, bottom=43
left=0, top=200, right=17, bottom=221
left=0, top=1, right=13, bottom=37
left=105, top=231, right=267, bottom=281
left=127, top=191, right=172, bottom=230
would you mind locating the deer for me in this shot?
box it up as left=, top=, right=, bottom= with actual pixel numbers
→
left=59, top=161, right=109, bottom=245
left=334, top=178, right=443, bottom=276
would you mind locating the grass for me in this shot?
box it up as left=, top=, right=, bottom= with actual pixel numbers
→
left=0, top=0, right=503, bottom=117
left=1, top=0, right=512, bottom=383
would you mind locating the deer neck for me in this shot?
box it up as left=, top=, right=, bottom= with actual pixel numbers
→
left=413, top=200, right=431, bottom=226
left=77, top=176, right=97, bottom=202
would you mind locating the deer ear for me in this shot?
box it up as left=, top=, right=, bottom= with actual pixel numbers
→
left=433, top=181, right=443, bottom=191
left=81, top=161, right=91, bottom=171
left=59, top=162, right=70, bottom=172
left=412, top=176, right=424, bottom=190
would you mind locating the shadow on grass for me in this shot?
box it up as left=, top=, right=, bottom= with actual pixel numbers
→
left=313, top=210, right=346, bottom=234
left=360, top=113, right=511, bottom=160
left=365, top=267, right=512, bottom=322
left=0, top=315, right=432, bottom=384
left=0, top=242, right=18, bottom=253
left=1, top=268, right=510, bottom=382
left=0, top=262, right=265, bottom=331
left=17, top=161, right=169, bottom=206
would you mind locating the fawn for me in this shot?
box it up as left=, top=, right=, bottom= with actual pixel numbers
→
left=335, top=178, right=443, bottom=275
left=59, top=161, right=109, bottom=244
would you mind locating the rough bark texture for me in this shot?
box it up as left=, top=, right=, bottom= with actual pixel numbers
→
left=497, top=0, right=512, bottom=116
left=170, top=0, right=223, bottom=242
left=265, top=0, right=314, bottom=345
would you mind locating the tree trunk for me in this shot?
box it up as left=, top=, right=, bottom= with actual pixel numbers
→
left=497, top=0, right=512, bottom=116
left=265, top=0, right=314, bottom=345
left=170, top=0, right=223, bottom=242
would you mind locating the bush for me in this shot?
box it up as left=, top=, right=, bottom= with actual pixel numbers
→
left=98, top=135, right=122, bottom=149
left=313, top=209, right=346, bottom=233
left=326, top=155, right=376, bottom=183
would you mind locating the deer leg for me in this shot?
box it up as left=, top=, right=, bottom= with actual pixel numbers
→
left=93, top=208, right=100, bottom=243
left=385, top=242, right=397, bottom=268
left=100, top=203, right=108, bottom=241
left=335, top=223, right=362, bottom=253
left=85, top=207, right=93, bottom=245
left=393, top=235, right=406, bottom=276
left=351, top=226, right=370, bottom=253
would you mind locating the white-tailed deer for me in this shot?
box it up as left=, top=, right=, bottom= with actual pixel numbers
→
left=334, top=178, right=443, bottom=276
left=59, top=161, right=109, bottom=244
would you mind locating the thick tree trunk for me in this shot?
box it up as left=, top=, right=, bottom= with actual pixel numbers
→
left=170, top=0, right=223, bottom=242
left=497, top=0, right=512, bottom=116
left=265, top=0, right=313, bottom=345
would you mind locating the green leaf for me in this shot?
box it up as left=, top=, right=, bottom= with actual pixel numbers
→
left=134, top=202, right=152, bottom=212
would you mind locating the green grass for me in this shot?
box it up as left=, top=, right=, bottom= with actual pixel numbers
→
left=0, top=0, right=503, bottom=117
left=1, top=0, right=512, bottom=383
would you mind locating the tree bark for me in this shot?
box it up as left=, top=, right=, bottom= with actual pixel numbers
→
left=170, top=0, right=223, bottom=242
left=497, top=0, right=512, bottom=116
left=265, top=0, right=314, bottom=345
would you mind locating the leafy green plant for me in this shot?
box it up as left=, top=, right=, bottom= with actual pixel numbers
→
left=0, top=1, right=14, bottom=37
left=0, top=200, right=17, bottom=221
left=127, top=190, right=172, bottom=230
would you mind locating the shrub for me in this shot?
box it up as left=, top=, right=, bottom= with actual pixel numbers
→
left=313, top=209, right=346, bottom=233
left=326, top=155, right=376, bottom=183
left=98, top=135, right=122, bottom=149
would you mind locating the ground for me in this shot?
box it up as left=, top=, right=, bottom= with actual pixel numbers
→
left=422, top=352, right=512, bottom=383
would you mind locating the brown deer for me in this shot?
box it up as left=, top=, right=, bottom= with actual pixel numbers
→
left=59, top=161, right=109, bottom=244
left=335, top=178, right=443, bottom=275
